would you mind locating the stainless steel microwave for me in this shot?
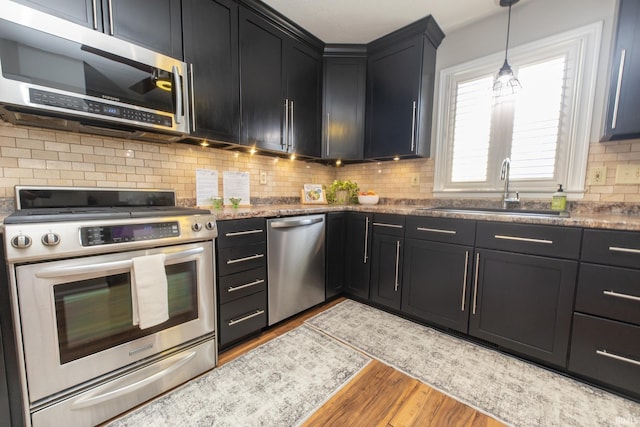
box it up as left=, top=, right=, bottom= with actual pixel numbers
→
left=0, top=1, right=190, bottom=141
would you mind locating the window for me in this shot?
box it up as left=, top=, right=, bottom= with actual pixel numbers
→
left=434, top=23, right=602, bottom=198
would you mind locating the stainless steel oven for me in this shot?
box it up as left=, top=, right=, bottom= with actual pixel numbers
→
left=2, top=187, right=217, bottom=427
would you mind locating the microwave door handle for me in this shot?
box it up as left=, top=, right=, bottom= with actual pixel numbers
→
left=35, top=247, right=204, bottom=279
left=172, top=65, right=183, bottom=125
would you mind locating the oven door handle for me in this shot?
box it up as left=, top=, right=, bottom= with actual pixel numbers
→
left=35, top=247, right=205, bottom=279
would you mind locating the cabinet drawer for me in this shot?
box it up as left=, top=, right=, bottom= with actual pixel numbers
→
left=218, top=267, right=267, bottom=304
left=372, top=214, right=405, bottom=236
left=576, top=263, right=640, bottom=325
left=476, top=222, right=581, bottom=259
left=217, top=242, right=266, bottom=276
left=405, top=216, right=475, bottom=245
left=582, top=229, right=640, bottom=268
left=217, top=218, right=266, bottom=249
left=219, top=291, right=267, bottom=346
left=569, top=313, right=640, bottom=398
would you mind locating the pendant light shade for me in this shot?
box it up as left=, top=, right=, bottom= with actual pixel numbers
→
left=493, top=0, right=521, bottom=96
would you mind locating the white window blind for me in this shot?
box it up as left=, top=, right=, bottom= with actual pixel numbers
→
left=434, top=23, right=602, bottom=198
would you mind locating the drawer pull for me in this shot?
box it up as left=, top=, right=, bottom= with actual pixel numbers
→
left=225, top=229, right=264, bottom=237
left=596, top=349, right=640, bottom=367
left=373, top=222, right=403, bottom=229
left=226, top=253, right=265, bottom=265
left=228, top=279, right=265, bottom=293
left=461, top=251, right=469, bottom=311
left=603, top=290, right=640, bottom=303
left=416, top=227, right=457, bottom=235
left=609, top=246, right=640, bottom=255
left=494, top=235, right=553, bottom=245
left=228, top=309, right=265, bottom=326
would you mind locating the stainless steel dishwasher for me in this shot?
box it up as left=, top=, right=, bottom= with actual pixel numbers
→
left=267, top=214, right=326, bottom=325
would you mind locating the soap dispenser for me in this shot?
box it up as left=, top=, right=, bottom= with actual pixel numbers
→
left=551, top=184, right=567, bottom=211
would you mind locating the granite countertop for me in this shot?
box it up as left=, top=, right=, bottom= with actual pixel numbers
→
left=210, top=203, right=640, bottom=232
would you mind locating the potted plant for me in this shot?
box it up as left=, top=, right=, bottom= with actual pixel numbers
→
left=326, top=180, right=359, bottom=204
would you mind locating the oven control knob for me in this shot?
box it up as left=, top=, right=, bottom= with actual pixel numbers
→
left=42, top=232, right=61, bottom=246
left=192, top=223, right=203, bottom=232
left=11, top=234, right=32, bottom=249
left=205, top=221, right=216, bottom=230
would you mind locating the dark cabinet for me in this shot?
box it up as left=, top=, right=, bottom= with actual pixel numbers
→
left=602, top=0, right=640, bottom=141
left=182, top=0, right=239, bottom=142
left=365, top=17, right=444, bottom=160
left=369, top=214, right=405, bottom=310
left=326, top=212, right=347, bottom=299
left=344, top=212, right=373, bottom=299
left=401, top=217, right=476, bottom=333
left=0, top=325, right=10, bottom=427
left=216, top=218, right=267, bottom=348
left=239, top=8, right=322, bottom=157
left=322, top=46, right=367, bottom=160
left=469, top=222, right=581, bottom=367
left=17, top=0, right=183, bottom=58
left=569, top=229, right=640, bottom=397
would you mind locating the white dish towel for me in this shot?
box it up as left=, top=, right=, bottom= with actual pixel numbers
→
left=131, top=254, right=169, bottom=329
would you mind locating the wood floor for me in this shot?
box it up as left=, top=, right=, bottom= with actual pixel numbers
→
left=219, top=298, right=505, bottom=427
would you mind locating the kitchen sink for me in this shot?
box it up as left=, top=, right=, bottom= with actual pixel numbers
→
left=419, top=206, right=570, bottom=218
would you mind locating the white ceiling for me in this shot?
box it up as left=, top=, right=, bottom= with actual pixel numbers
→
left=261, top=0, right=532, bottom=44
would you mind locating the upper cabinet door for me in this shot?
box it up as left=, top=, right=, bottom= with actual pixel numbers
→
left=106, top=0, right=183, bottom=59
left=239, top=8, right=286, bottom=152
left=183, top=0, right=240, bottom=142
left=365, top=16, right=443, bottom=160
left=603, top=0, right=640, bottom=141
left=10, top=0, right=101, bottom=30
left=286, top=40, right=322, bottom=158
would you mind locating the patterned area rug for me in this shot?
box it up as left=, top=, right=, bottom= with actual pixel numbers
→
left=108, top=325, right=370, bottom=427
left=306, top=299, right=640, bottom=427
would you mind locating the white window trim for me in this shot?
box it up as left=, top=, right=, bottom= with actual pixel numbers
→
left=433, top=22, right=603, bottom=200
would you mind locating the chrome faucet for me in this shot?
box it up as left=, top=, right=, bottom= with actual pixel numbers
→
left=500, top=157, right=520, bottom=208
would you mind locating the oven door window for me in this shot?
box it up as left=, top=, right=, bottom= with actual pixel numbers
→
left=54, top=261, right=198, bottom=364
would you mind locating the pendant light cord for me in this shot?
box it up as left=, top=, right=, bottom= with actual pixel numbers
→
left=504, top=4, right=512, bottom=62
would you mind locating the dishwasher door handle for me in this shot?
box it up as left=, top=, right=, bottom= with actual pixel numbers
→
left=270, top=217, right=324, bottom=229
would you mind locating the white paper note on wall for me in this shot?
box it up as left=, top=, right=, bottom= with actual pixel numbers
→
left=223, top=171, right=250, bottom=206
left=196, top=169, right=218, bottom=206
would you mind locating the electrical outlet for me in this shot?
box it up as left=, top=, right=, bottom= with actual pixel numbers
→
left=259, top=171, right=267, bottom=185
left=615, top=164, right=640, bottom=184
left=411, top=174, right=420, bottom=187
left=588, top=166, right=607, bottom=186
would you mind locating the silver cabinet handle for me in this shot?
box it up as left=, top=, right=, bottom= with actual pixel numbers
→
left=172, top=65, right=183, bottom=125
left=289, top=100, right=294, bottom=151
left=226, top=253, right=264, bottom=265
left=494, top=235, right=553, bottom=245
left=91, top=0, right=98, bottom=30
left=603, top=290, right=640, bottom=302
left=326, top=112, right=331, bottom=157
left=611, top=49, right=626, bottom=129
left=364, top=217, right=370, bottom=263
left=189, top=63, right=196, bottom=132
left=416, top=227, right=457, bottom=235
left=394, top=240, right=401, bottom=291
left=107, top=0, right=114, bottom=35
left=461, top=251, right=469, bottom=311
left=283, top=99, right=289, bottom=149
left=410, top=101, right=417, bottom=151
left=225, top=229, right=264, bottom=237
left=228, top=279, right=265, bottom=293
left=228, top=309, right=265, bottom=326
left=609, top=246, right=640, bottom=255
left=472, top=252, right=480, bottom=315
left=596, top=349, right=640, bottom=367
left=373, top=222, right=403, bottom=229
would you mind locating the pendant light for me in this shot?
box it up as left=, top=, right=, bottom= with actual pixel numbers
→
left=493, top=0, right=521, bottom=96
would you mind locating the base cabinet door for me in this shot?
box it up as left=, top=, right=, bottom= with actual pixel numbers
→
left=369, top=234, right=403, bottom=310
left=326, top=212, right=346, bottom=299
left=0, top=325, right=10, bottom=427
left=469, top=249, right=577, bottom=367
left=344, top=213, right=372, bottom=299
left=401, top=239, right=473, bottom=333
